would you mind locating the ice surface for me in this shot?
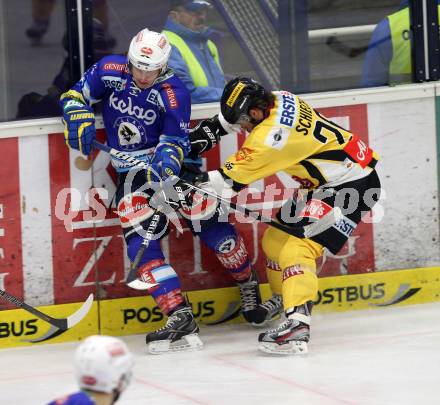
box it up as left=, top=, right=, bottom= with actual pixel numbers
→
left=1, top=302, right=440, bottom=405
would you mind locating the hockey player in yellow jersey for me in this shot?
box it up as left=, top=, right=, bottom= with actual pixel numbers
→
left=187, top=77, right=381, bottom=355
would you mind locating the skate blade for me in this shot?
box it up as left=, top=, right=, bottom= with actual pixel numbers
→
left=148, top=333, right=203, bottom=355
left=258, top=340, right=308, bottom=355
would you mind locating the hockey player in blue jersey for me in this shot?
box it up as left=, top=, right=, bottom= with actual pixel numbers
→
left=60, top=28, right=272, bottom=354
left=47, top=335, right=134, bottom=405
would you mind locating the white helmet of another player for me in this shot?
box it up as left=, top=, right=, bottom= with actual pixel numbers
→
left=74, top=335, right=134, bottom=395
left=128, top=28, right=171, bottom=73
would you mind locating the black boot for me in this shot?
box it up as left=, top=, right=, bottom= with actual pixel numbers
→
left=146, top=306, right=203, bottom=354
left=237, top=269, right=262, bottom=323
left=247, top=294, right=283, bottom=326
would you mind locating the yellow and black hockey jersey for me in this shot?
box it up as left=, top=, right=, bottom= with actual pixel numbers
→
left=221, top=91, right=379, bottom=190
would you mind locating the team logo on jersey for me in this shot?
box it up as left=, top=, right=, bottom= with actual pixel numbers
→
left=117, top=191, right=154, bottom=227
left=180, top=120, right=189, bottom=134
left=129, top=82, right=142, bottom=96
left=161, top=83, right=178, bottom=109
left=215, top=236, right=248, bottom=269
left=343, top=135, right=373, bottom=168
left=235, top=147, right=254, bottom=162
left=102, top=76, right=126, bottom=91
left=282, top=265, right=304, bottom=281
left=266, top=259, right=281, bottom=271
left=109, top=93, right=157, bottom=124
left=103, top=63, right=129, bottom=73
left=264, top=127, right=289, bottom=150
left=332, top=215, right=357, bottom=238
left=114, top=117, right=145, bottom=149
left=299, top=199, right=332, bottom=220
left=278, top=92, right=297, bottom=127
left=217, top=237, right=236, bottom=253
left=146, top=88, right=164, bottom=107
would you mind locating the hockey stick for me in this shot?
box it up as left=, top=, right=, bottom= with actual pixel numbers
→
left=93, top=140, right=342, bottom=239
left=181, top=181, right=342, bottom=239
left=89, top=141, right=183, bottom=290
left=93, top=141, right=342, bottom=290
left=125, top=213, right=162, bottom=290
left=0, top=289, right=94, bottom=343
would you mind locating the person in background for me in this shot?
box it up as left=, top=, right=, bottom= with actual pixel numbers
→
left=17, top=18, right=114, bottom=118
left=162, top=0, right=275, bottom=329
left=26, top=0, right=115, bottom=46
left=25, top=0, right=55, bottom=44
left=361, top=0, right=440, bottom=87
left=163, top=0, right=225, bottom=103
left=47, top=335, right=134, bottom=405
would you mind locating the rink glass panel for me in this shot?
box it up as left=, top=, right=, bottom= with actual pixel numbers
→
left=0, top=0, right=412, bottom=122
left=0, top=0, right=67, bottom=121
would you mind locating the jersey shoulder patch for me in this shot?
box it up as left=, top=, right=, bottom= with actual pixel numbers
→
left=159, top=77, right=190, bottom=110
left=273, top=91, right=298, bottom=128
left=161, top=82, right=179, bottom=109
left=97, top=55, right=129, bottom=91
left=262, top=125, right=290, bottom=151
left=98, top=55, right=129, bottom=76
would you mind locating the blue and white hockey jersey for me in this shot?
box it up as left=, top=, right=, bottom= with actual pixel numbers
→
left=47, top=391, right=95, bottom=405
left=60, top=55, right=191, bottom=171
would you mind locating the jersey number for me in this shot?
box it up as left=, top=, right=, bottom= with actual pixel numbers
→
left=313, top=113, right=346, bottom=145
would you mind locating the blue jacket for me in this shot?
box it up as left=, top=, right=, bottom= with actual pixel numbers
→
left=361, top=0, right=439, bottom=87
left=164, top=18, right=225, bottom=104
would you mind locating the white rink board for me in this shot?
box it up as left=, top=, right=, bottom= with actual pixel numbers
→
left=367, top=97, right=439, bottom=270
left=0, top=84, right=438, bottom=304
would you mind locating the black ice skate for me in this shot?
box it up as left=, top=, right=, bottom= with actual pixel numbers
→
left=146, top=306, right=203, bottom=354
left=237, top=269, right=262, bottom=323
left=258, top=301, right=313, bottom=355
left=248, top=294, right=283, bottom=327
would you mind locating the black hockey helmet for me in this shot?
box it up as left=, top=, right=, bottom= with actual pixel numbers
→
left=220, top=77, right=272, bottom=124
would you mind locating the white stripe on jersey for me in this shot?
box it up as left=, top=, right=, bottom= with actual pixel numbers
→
left=310, top=159, right=373, bottom=188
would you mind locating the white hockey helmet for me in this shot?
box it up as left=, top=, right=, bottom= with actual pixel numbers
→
left=128, top=28, right=171, bottom=73
left=74, top=335, right=134, bottom=395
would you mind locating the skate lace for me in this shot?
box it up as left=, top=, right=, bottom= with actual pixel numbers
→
left=260, top=295, right=282, bottom=312
left=156, top=312, right=182, bottom=332
left=266, top=319, right=293, bottom=334
left=238, top=281, right=258, bottom=311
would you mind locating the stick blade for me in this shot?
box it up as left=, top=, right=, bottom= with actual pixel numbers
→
left=66, top=293, right=94, bottom=328
left=22, top=325, right=67, bottom=343
left=126, top=279, right=158, bottom=290
left=23, top=294, right=94, bottom=343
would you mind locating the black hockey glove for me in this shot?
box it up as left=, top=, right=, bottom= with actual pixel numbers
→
left=188, top=115, right=228, bottom=159
left=147, top=176, right=193, bottom=215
